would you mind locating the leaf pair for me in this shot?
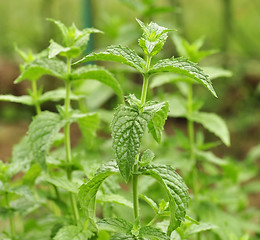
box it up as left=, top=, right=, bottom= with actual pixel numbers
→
left=111, top=98, right=168, bottom=181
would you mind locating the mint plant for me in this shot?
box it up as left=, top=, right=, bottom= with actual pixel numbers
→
left=0, top=19, right=123, bottom=239
left=76, top=19, right=217, bottom=239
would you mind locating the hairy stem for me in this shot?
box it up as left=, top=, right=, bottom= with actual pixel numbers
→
left=64, top=57, right=79, bottom=224
left=31, top=80, right=41, bottom=115
left=140, top=56, right=152, bottom=106
left=5, top=192, right=15, bottom=238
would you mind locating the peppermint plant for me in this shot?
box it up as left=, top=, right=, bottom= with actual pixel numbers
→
left=76, top=19, right=217, bottom=239
left=0, top=19, right=123, bottom=239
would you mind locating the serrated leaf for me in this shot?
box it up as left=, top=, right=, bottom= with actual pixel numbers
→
left=77, top=113, right=100, bottom=149
left=190, top=112, right=230, bottom=146
left=53, top=225, right=94, bottom=240
left=137, top=19, right=174, bottom=56
left=78, top=161, right=119, bottom=227
left=149, top=58, right=217, bottom=97
left=111, top=105, right=153, bottom=181
left=15, top=58, right=66, bottom=83
left=139, top=226, right=169, bottom=240
left=28, top=111, right=67, bottom=169
left=74, top=45, right=145, bottom=73
left=0, top=95, right=33, bottom=105
left=145, top=101, right=169, bottom=143
left=96, top=194, right=132, bottom=208
left=141, top=165, right=189, bottom=235
left=39, top=88, right=82, bottom=104
left=97, top=218, right=133, bottom=234
left=71, top=65, right=123, bottom=101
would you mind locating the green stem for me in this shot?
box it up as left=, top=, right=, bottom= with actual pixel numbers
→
left=5, top=192, right=15, bottom=238
left=187, top=84, right=199, bottom=200
left=64, top=58, right=80, bottom=224
left=132, top=164, right=139, bottom=219
left=140, top=55, right=152, bottom=106
left=32, top=80, right=41, bottom=115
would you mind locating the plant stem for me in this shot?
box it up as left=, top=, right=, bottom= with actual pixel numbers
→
left=187, top=84, right=199, bottom=200
left=64, top=57, right=79, bottom=224
left=5, top=192, right=15, bottom=238
left=31, top=80, right=41, bottom=115
left=140, top=56, right=152, bottom=106
left=132, top=164, right=139, bottom=219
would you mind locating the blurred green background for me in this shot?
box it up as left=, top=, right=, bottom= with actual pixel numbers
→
left=0, top=0, right=260, bottom=202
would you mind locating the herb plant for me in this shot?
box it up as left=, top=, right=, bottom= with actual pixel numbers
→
left=76, top=19, right=217, bottom=239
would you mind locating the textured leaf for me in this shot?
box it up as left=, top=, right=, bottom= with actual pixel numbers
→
left=12, top=136, right=33, bottom=171
left=53, top=225, right=94, bottom=240
left=96, top=194, right=132, bottom=208
left=137, top=19, right=174, bottom=56
left=77, top=113, right=100, bottom=149
left=39, top=88, right=82, bottom=104
left=139, top=226, right=169, bottom=240
left=0, top=95, right=33, bottom=105
left=149, top=58, right=217, bottom=97
left=111, top=105, right=153, bottom=181
left=141, top=165, right=189, bottom=235
left=28, top=111, right=67, bottom=169
left=78, top=161, right=119, bottom=226
left=71, top=65, right=123, bottom=101
left=15, top=58, right=66, bottom=83
left=74, top=45, right=145, bottom=73
left=97, top=218, right=133, bottom=234
left=145, top=101, right=169, bottom=143
left=190, top=112, right=230, bottom=146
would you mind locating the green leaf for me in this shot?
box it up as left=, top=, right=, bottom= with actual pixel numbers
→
left=111, top=104, right=153, bottom=181
left=12, top=136, right=33, bottom=172
left=42, top=175, right=79, bottom=193
left=185, top=222, right=217, bottom=236
left=48, top=40, right=81, bottom=59
left=110, top=234, right=135, bottom=240
left=39, top=88, right=82, bottom=104
left=74, top=45, right=145, bottom=73
left=137, top=19, right=174, bottom=56
left=97, top=218, right=133, bottom=234
left=23, top=164, right=42, bottom=186
left=96, top=194, right=132, bottom=208
left=202, top=67, right=232, bottom=80
left=15, top=58, right=66, bottom=83
left=139, top=194, right=158, bottom=213
left=195, top=150, right=228, bottom=166
left=190, top=112, right=230, bottom=146
left=0, top=95, right=33, bottom=105
left=78, top=161, right=119, bottom=227
left=77, top=113, right=100, bottom=149
left=53, top=225, right=94, bottom=240
left=139, top=226, right=169, bottom=240
left=71, top=65, right=123, bottom=101
left=28, top=111, right=67, bottom=169
left=145, top=101, right=169, bottom=143
left=140, top=149, right=155, bottom=167
left=148, top=58, right=217, bottom=97
left=141, top=165, right=189, bottom=235
left=167, top=95, right=187, bottom=117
